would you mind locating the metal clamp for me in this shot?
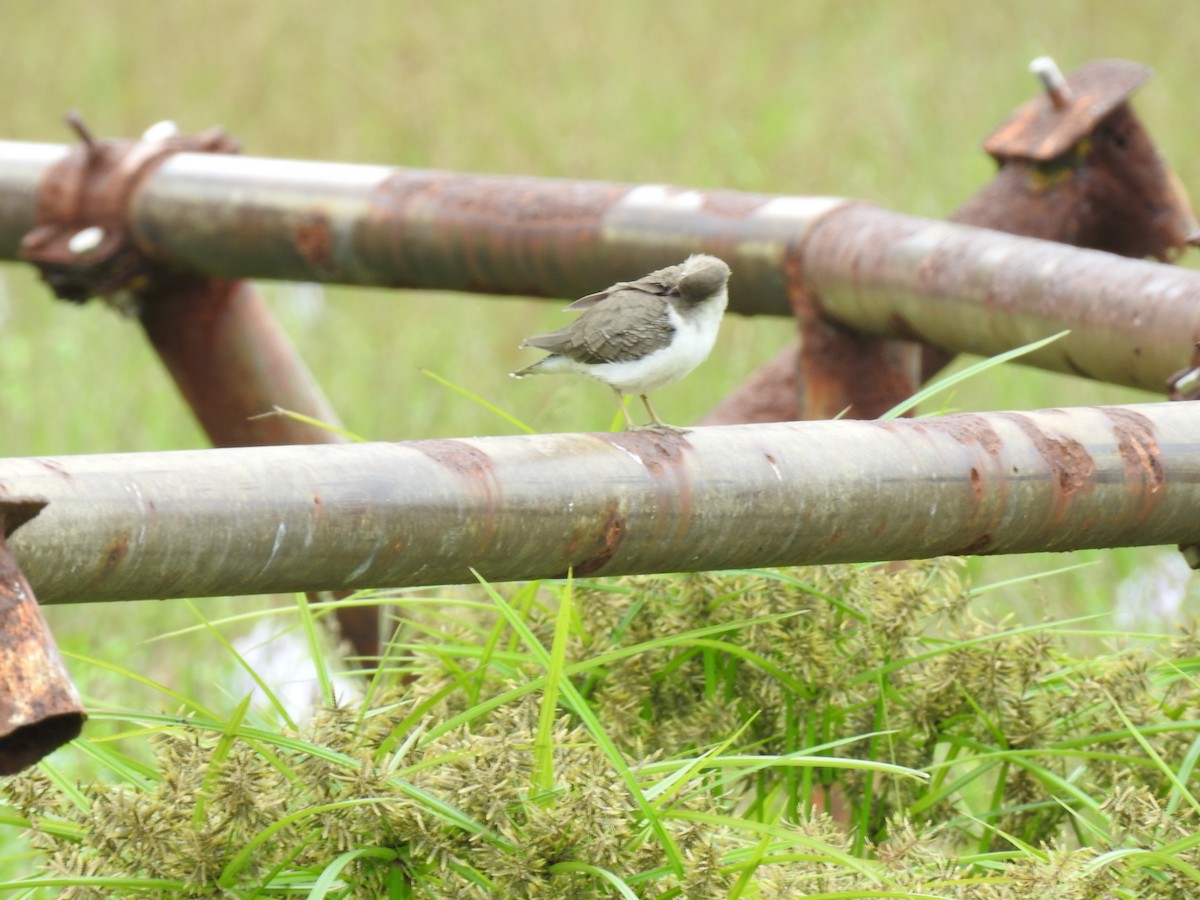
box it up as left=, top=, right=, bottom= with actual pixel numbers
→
left=1168, top=344, right=1200, bottom=401
left=1169, top=344, right=1200, bottom=567
left=18, top=113, right=238, bottom=303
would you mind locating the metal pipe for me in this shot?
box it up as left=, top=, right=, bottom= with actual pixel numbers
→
left=800, top=205, right=1198, bottom=392
left=128, top=156, right=843, bottom=316
left=0, top=142, right=66, bottom=253
left=2, top=402, right=1192, bottom=606
left=2, top=142, right=1199, bottom=393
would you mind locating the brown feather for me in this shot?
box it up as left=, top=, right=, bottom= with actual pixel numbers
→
left=564, top=261, right=686, bottom=311
left=523, top=292, right=675, bottom=364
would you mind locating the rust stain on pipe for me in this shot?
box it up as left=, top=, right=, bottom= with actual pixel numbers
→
left=0, top=497, right=85, bottom=774
left=916, top=414, right=1015, bottom=553
left=363, top=171, right=629, bottom=295
left=1103, top=407, right=1165, bottom=524
left=605, top=429, right=695, bottom=550
left=355, top=171, right=839, bottom=314
left=604, top=429, right=690, bottom=477
left=413, top=439, right=502, bottom=552
left=925, top=414, right=1005, bottom=457
left=955, top=532, right=995, bottom=556
left=998, top=412, right=1096, bottom=523
left=292, top=211, right=338, bottom=277
left=567, top=502, right=626, bottom=577
left=413, top=439, right=496, bottom=480
left=100, top=531, right=131, bottom=578
left=34, top=458, right=75, bottom=481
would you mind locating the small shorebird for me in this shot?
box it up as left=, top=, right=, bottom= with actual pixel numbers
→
left=511, top=254, right=731, bottom=430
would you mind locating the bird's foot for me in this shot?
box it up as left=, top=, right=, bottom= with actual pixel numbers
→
left=632, top=423, right=691, bottom=435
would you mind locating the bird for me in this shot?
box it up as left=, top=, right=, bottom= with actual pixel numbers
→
left=511, top=254, right=731, bottom=430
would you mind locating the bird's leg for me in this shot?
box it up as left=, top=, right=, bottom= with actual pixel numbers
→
left=640, top=395, right=688, bottom=433
left=614, top=391, right=638, bottom=430
left=641, top=394, right=664, bottom=427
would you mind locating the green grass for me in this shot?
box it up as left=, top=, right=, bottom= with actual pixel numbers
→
left=5, top=566, right=1200, bottom=896
left=1, top=1, right=1199, bottom=891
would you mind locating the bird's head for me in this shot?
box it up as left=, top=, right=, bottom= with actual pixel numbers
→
left=676, top=254, right=731, bottom=303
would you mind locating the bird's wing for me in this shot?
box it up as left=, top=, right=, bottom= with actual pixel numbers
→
left=564, top=261, right=683, bottom=310
left=563, top=289, right=613, bottom=311
left=523, top=292, right=675, bottom=364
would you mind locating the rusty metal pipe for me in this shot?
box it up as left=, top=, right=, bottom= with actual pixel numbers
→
left=799, top=206, right=1197, bottom=391
left=126, top=156, right=843, bottom=317
left=0, top=142, right=65, bottom=251
left=0, top=497, right=85, bottom=774
left=1, top=402, right=1193, bottom=606
left=138, top=276, right=346, bottom=447
left=2, top=143, right=1200, bottom=393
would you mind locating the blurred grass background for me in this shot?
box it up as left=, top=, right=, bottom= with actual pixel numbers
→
left=1, top=0, right=1199, bottom=701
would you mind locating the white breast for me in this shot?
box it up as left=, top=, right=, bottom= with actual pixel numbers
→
left=578, top=288, right=727, bottom=396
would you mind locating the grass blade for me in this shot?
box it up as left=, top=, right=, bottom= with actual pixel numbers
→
left=420, top=368, right=536, bottom=433
left=473, top=569, right=687, bottom=879
left=534, top=573, right=574, bottom=793
left=880, top=329, right=1069, bottom=420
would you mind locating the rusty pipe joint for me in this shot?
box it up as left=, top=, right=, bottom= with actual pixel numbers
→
left=18, top=113, right=238, bottom=304
left=0, top=497, right=85, bottom=774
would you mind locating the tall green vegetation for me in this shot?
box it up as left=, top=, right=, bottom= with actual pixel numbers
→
left=4, top=564, right=1200, bottom=896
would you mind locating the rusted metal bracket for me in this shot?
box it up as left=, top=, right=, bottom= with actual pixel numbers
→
left=0, top=496, right=85, bottom=774
left=1168, top=346, right=1200, bottom=402
left=18, top=113, right=239, bottom=302
left=985, top=58, right=1150, bottom=164
left=922, top=57, right=1198, bottom=386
